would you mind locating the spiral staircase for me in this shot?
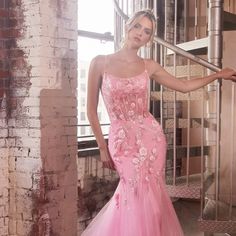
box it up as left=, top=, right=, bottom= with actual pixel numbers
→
left=113, top=0, right=236, bottom=235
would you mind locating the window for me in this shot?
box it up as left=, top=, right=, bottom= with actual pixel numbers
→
left=98, top=112, right=101, bottom=121
left=80, top=69, right=86, bottom=78
left=80, top=112, right=86, bottom=121
left=80, top=126, right=86, bottom=135
left=78, top=0, right=114, bottom=34
left=80, top=83, right=86, bottom=92
left=77, top=0, right=114, bottom=141
left=81, top=97, right=85, bottom=106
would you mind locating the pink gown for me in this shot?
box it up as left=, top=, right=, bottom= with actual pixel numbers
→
left=82, top=67, right=184, bottom=236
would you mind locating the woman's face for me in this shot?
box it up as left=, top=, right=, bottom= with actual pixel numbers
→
left=126, top=16, right=153, bottom=48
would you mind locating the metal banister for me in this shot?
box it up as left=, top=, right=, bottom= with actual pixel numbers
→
left=113, top=0, right=129, bottom=21
left=113, top=0, right=221, bottom=73
left=154, top=37, right=220, bottom=72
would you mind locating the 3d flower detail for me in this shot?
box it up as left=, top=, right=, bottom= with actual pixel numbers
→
left=149, top=155, right=155, bottom=161
left=132, top=158, right=140, bottom=165
left=139, top=147, right=147, bottom=156
left=131, top=102, right=136, bottom=108
left=118, top=129, right=126, bottom=139
left=115, top=194, right=120, bottom=209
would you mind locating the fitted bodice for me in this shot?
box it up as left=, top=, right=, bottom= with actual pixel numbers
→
left=101, top=71, right=150, bottom=123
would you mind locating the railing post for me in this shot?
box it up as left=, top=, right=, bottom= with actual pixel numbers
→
left=208, top=0, right=223, bottom=68
left=207, top=0, right=223, bottom=219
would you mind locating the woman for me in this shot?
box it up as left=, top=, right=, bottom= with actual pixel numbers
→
left=83, top=9, right=236, bottom=236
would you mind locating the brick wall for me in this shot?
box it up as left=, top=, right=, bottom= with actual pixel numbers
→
left=0, top=0, right=78, bottom=235
left=0, top=0, right=26, bottom=235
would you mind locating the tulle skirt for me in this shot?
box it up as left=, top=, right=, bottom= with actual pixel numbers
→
left=82, top=118, right=184, bottom=236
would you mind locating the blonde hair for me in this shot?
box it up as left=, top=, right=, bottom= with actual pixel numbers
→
left=124, top=9, right=157, bottom=46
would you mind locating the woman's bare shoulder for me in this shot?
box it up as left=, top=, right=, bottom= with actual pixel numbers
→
left=144, top=58, right=161, bottom=67
left=91, top=54, right=116, bottom=67
left=89, top=55, right=108, bottom=76
left=90, top=55, right=106, bottom=66
left=144, top=59, right=162, bottom=75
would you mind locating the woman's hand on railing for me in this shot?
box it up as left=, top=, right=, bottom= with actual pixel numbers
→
left=99, top=145, right=116, bottom=170
left=218, top=68, right=236, bottom=82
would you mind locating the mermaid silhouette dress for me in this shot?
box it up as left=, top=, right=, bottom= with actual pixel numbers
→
left=82, top=60, right=184, bottom=236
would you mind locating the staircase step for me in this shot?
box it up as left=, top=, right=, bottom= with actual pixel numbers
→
left=158, top=118, right=212, bottom=129
left=165, top=118, right=202, bottom=129
left=198, top=219, right=236, bottom=234
left=164, top=64, right=204, bottom=78
left=199, top=198, right=236, bottom=233
left=151, top=90, right=208, bottom=101
left=167, top=184, right=201, bottom=199
left=202, top=198, right=236, bottom=221
left=166, top=145, right=210, bottom=160
left=223, top=11, right=236, bottom=31
left=166, top=37, right=208, bottom=55
left=166, top=172, right=214, bottom=199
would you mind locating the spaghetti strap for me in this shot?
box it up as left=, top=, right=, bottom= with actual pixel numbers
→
left=143, top=59, right=147, bottom=72
left=104, top=55, right=108, bottom=74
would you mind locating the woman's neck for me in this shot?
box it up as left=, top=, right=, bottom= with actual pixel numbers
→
left=117, top=47, right=140, bottom=62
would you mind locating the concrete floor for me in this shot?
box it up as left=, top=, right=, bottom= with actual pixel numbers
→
left=173, top=199, right=230, bottom=236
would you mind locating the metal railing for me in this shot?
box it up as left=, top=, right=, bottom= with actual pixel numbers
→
left=78, top=123, right=110, bottom=158
left=78, top=123, right=110, bottom=140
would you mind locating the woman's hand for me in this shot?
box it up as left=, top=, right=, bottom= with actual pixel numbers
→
left=99, top=145, right=116, bottom=170
left=218, top=68, right=236, bottom=82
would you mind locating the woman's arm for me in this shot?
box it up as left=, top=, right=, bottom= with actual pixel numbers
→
left=87, top=55, right=115, bottom=170
left=147, top=60, right=236, bottom=93
left=87, top=55, right=106, bottom=148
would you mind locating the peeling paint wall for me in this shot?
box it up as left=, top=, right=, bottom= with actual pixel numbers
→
left=0, top=0, right=78, bottom=235
left=1, top=0, right=31, bottom=235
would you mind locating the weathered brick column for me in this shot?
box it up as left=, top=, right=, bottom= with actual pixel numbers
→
left=0, top=0, right=78, bottom=235
left=0, top=1, right=15, bottom=235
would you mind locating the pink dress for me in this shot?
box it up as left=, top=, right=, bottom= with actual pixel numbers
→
left=82, top=68, right=184, bottom=236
